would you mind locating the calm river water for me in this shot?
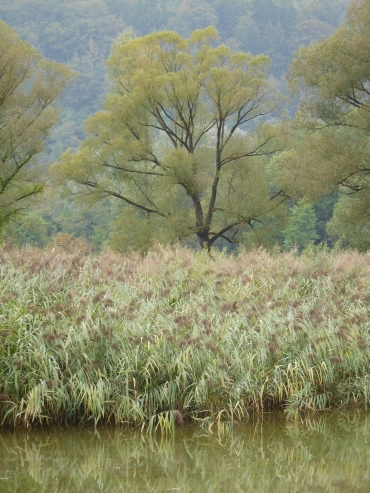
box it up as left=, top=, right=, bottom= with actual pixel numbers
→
left=0, top=411, right=370, bottom=493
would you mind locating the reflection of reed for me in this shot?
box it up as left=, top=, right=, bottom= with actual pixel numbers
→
left=0, top=412, right=370, bottom=492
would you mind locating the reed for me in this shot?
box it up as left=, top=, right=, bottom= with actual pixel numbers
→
left=1, top=243, right=370, bottom=431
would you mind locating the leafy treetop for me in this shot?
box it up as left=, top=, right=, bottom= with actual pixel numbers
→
left=55, top=27, right=286, bottom=251
left=0, top=20, right=74, bottom=231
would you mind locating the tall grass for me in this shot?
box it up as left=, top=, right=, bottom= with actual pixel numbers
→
left=0, top=243, right=370, bottom=430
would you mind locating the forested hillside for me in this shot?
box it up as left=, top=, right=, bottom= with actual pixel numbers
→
left=0, top=0, right=352, bottom=116
left=0, top=0, right=360, bottom=251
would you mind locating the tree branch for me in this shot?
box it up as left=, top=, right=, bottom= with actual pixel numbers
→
left=82, top=181, right=166, bottom=216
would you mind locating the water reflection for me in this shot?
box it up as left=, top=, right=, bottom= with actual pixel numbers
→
left=1, top=412, right=370, bottom=492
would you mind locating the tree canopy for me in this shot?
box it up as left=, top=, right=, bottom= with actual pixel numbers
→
left=0, top=0, right=359, bottom=251
left=55, top=27, right=286, bottom=251
left=0, top=20, right=74, bottom=231
left=274, top=0, right=370, bottom=249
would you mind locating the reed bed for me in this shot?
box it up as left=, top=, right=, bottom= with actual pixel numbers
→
left=0, top=243, right=370, bottom=431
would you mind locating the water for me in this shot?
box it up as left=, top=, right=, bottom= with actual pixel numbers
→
left=1, top=412, right=370, bottom=493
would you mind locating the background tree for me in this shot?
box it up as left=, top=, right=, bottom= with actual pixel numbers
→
left=282, top=201, right=318, bottom=251
left=168, top=0, right=217, bottom=37
left=55, top=27, right=286, bottom=251
left=327, top=193, right=370, bottom=251
left=275, top=0, right=370, bottom=249
left=0, top=20, right=74, bottom=232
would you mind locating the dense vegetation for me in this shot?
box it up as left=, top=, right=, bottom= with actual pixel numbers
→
left=1, top=1, right=370, bottom=431
left=0, top=21, right=73, bottom=231
left=1, top=244, right=370, bottom=429
left=56, top=27, right=286, bottom=252
left=0, top=0, right=361, bottom=251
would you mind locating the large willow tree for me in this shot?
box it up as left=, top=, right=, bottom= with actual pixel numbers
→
left=56, top=27, right=285, bottom=251
left=0, top=20, right=74, bottom=231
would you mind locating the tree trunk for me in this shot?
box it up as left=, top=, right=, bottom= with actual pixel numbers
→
left=192, top=195, right=211, bottom=251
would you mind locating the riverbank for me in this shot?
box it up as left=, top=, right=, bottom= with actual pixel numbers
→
left=1, top=244, right=369, bottom=431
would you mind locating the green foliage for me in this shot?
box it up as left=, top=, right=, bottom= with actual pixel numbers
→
left=282, top=201, right=319, bottom=251
left=313, top=194, right=338, bottom=245
left=167, top=0, right=218, bottom=37
left=7, top=211, right=57, bottom=248
left=4, top=185, right=115, bottom=250
left=0, top=0, right=351, bottom=118
left=289, top=0, right=370, bottom=124
left=0, top=20, right=74, bottom=233
left=0, top=0, right=355, bottom=250
left=55, top=27, right=286, bottom=251
left=273, top=0, right=370, bottom=251
left=327, top=193, right=370, bottom=252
